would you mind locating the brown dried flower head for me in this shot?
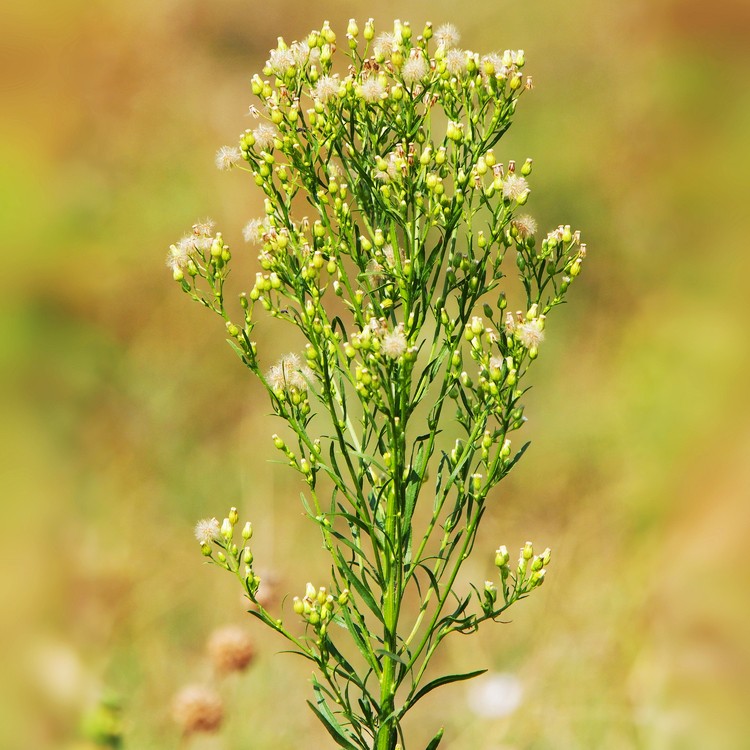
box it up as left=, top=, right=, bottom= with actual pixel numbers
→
left=172, top=684, right=223, bottom=735
left=208, top=625, right=255, bottom=674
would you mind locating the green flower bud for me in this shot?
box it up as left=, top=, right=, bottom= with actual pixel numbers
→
left=495, top=546, right=510, bottom=567
left=221, top=518, right=233, bottom=541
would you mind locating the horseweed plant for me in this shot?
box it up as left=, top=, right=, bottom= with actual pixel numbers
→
left=168, top=19, right=586, bottom=750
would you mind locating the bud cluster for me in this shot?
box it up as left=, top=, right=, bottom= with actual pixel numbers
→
left=292, top=583, right=350, bottom=640
left=493, top=541, right=552, bottom=607
left=172, top=19, right=586, bottom=750
left=197, top=507, right=260, bottom=599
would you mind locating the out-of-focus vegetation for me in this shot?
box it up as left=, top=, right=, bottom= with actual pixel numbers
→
left=2, top=1, right=748, bottom=748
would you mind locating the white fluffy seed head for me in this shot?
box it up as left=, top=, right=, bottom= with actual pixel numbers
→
left=253, top=123, right=278, bottom=152
left=502, top=174, right=530, bottom=201
left=402, top=53, right=429, bottom=85
left=215, top=145, right=241, bottom=171
left=434, top=23, right=460, bottom=50
left=381, top=328, right=408, bottom=359
left=359, top=77, right=386, bottom=103
left=194, top=518, right=221, bottom=545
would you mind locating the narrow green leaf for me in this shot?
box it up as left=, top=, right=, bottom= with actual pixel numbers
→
left=425, top=727, right=445, bottom=750
left=333, top=549, right=385, bottom=625
left=374, top=648, right=409, bottom=666
left=409, top=669, right=487, bottom=708
left=307, top=701, right=359, bottom=750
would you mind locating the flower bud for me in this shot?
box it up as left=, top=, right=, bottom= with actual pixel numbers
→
left=221, top=518, right=233, bottom=541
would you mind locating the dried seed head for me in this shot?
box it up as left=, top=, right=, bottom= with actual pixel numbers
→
left=208, top=626, right=255, bottom=674
left=172, top=685, right=223, bottom=735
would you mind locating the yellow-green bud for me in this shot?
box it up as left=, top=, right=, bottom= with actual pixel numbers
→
left=242, top=522, right=253, bottom=540
left=221, top=518, right=233, bottom=540
left=495, top=546, right=510, bottom=567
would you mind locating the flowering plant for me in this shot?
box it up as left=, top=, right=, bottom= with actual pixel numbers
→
left=169, top=18, right=586, bottom=750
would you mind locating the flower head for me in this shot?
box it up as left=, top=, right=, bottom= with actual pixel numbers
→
left=267, top=353, right=314, bottom=391
left=267, top=46, right=296, bottom=76
left=444, top=49, right=468, bottom=76
left=502, top=174, right=530, bottom=202
left=192, top=219, right=215, bottom=236
left=434, top=23, right=460, bottom=50
left=243, top=217, right=270, bottom=244
left=172, top=685, right=223, bottom=735
left=166, top=237, right=193, bottom=275
left=253, top=123, right=278, bottom=152
left=313, top=75, right=340, bottom=103
left=194, top=518, right=221, bottom=545
left=467, top=673, right=523, bottom=718
left=207, top=626, right=255, bottom=674
left=517, top=320, right=544, bottom=349
left=358, top=77, right=386, bottom=103
left=402, top=53, right=429, bottom=86
left=374, top=32, right=397, bottom=57
left=381, top=327, right=408, bottom=359
left=512, top=214, right=537, bottom=239
left=215, top=145, right=241, bottom=171
left=290, top=41, right=311, bottom=67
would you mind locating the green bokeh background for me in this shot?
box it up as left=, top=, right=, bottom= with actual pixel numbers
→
left=2, top=1, right=749, bottom=748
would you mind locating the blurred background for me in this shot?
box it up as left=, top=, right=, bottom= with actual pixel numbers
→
left=2, top=0, right=749, bottom=748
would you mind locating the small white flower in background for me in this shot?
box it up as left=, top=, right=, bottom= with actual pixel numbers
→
left=194, top=518, right=221, bottom=545
left=215, top=145, right=241, bottom=171
left=467, top=672, right=523, bottom=718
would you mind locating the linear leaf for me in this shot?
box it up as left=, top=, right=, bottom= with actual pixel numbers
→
left=409, top=669, right=487, bottom=707
left=425, top=727, right=445, bottom=750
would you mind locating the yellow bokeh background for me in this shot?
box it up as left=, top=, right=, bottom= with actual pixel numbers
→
left=2, top=1, right=749, bottom=748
